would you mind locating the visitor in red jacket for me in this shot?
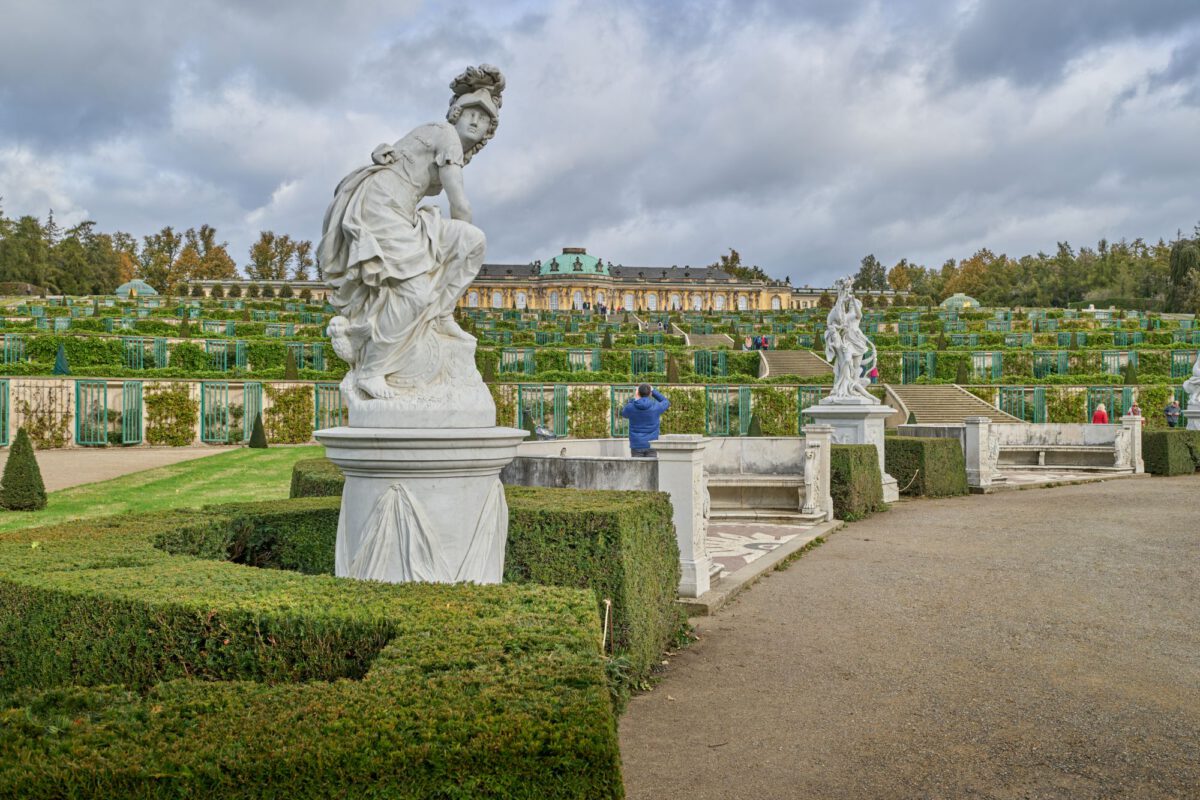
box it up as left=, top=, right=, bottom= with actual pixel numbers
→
left=1091, top=403, right=1108, bottom=424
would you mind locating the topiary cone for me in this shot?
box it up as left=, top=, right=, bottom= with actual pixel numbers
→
left=284, top=348, right=299, bottom=380
left=1, top=428, right=47, bottom=511
left=248, top=413, right=268, bottom=449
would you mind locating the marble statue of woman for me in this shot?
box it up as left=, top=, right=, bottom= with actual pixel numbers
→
left=1183, top=350, right=1200, bottom=407
left=318, top=65, right=504, bottom=427
left=824, top=277, right=878, bottom=403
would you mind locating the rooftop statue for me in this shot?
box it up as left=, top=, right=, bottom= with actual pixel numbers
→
left=318, top=64, right=505, bottom=427
left=823, top=277, right=878, bottom=404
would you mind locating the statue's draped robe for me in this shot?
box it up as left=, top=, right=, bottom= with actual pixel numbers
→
left=317, top=122, right=486, bottom=385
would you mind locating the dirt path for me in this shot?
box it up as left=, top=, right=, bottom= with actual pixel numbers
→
left=620, top=476, right=1200, bottom=799
left=0, top=448, right=224, bottom=492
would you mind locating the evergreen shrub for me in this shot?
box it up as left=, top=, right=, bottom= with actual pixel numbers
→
left=829, top=444, right=884, bottom=520
left=248, top=413, right=268, bottom=448
left=1142, top=430, right=1200, bottom=475
left=0, top=429, right=47, bottom=511
left=0, top=502, right=622, bottom=799
left=289, top=460, right=684, bottom=692
left=885, top=436, right=968, bottom=497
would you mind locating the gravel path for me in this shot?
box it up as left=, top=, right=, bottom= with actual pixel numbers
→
left=620, top=476, right=1200, bottom=799
left=0, top=447, right=223, bottom=492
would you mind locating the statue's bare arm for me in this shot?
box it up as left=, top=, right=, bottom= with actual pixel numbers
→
left=440, top=164, right=472, bottom=224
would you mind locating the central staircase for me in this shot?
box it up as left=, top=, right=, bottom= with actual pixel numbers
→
left=758, top=350, right=833, bottom=379
left=887, top=384, right=1020, bottom=424
left=673, top=324, right=735, bottom=348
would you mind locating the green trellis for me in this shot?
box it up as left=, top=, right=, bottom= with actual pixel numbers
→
left=75, top=380, right=108, bottom=447
left=314, top=383, right=345, bottom=430
left=201, top=382, right=231, bottom=443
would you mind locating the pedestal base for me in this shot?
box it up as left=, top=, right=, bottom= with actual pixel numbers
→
left=803, top=402, right=899, bottom=503
left=1185, top=408, right=1200, bottom=431
left=315, top=426, right=527, bottom=584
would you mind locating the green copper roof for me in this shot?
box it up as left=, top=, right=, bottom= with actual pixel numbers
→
left=540, top=249, right=608, bottom=275
left=115, top=279, right=159, bottom=297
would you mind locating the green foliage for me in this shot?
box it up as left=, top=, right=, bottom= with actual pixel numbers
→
left=906, top=410, right=917, bottom=424
left=0, top=429, right=46, bottom=511
left=0, top=501, right=622, bottom=799
left=145, top=382, right=198, bottom=446
left=288, top=458, right=345, bottom=498
left=750, top=387, right=798, bottom=435
left=248, top=412, right=267, bottom=448
left=1045, top=386, right=1086, bottom=423
left=745, top=414, right=763, bottom=436
left=1142, top=430, right=1200, bottom=475
left=666, top=354, right=680, bottom=383
left=830, top=444, right=884, bottom=521
left=659, top=387, right=705, bottom=435
left=954, top=359, right=969, bottom=385
left=264, top=384, right=313, bottom=444
left=16, top=397, right=71, bottom=449
left=602, top=330, right=614, bottom=349
left=885, top=436, right=968, bottom=497
left=490, top=383, right=517, bottom=427
left=566, top=387, right=609, bottom=439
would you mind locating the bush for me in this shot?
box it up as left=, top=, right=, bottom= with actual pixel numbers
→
left=829, top=444, right=884, bottom=520
left=885, top=436, right=968, bottom=497
left=289, top=460, right=684, bottom=695
left=0, top=429, right=47, bottom=511
left=248, top=412, right=267, bottom=448
left=1142, top=430, right=1200, bottom=475
left=0, top=502, right=622, bottom=799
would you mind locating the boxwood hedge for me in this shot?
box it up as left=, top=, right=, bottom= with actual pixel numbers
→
left=830, top=444, right=885, bottom=521
left=0, top=498, right=623, bottom=799
left=289, top=459, right=685, bottom=695
left=1142, top=429, right=1200, bottom=475
left=885, top=436, right=969, bottom=498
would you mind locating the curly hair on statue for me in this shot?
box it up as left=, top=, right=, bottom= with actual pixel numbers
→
left=445, top=64, right=505, bottom=164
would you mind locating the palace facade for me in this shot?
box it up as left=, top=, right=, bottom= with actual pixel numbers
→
left=186, top=246, right=903, bottom=310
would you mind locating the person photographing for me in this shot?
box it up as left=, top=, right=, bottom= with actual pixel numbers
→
left=621, top=383, right=670, bottom=458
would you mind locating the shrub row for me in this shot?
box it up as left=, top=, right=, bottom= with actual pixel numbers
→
left=0, top=497, right=624, bottom=798
left=885, top=436, right=969, bottom=498
left=289, top=459, right=685, bottom=694
left=1142, top=429, right=1200, bottom=476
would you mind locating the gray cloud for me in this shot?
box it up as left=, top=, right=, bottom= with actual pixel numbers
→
left=2, top=0, right=1199, bottom=287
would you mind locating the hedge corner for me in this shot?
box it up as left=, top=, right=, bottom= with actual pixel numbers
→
left=885, top=436, right=968, bottom=498
left=829, top=444, right=884, bottom=521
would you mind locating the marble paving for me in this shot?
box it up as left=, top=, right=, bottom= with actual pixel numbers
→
left=992, top=468, right=1138, bottom=488
left=706, top=522, right=815, bottom=580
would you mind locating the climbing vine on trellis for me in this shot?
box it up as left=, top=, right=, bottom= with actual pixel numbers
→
left=17, top=395, right=71, bottom=449
left=145, top=382, right=198, bottom=446
left=264, top=384, right=314, bottom=444
left=566, top=386, right=608, bottom=439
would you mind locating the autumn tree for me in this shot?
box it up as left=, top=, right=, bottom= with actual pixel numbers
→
left=247, top=231, right=298, bottom=281
left=292, top=239, right=314, bottom=281
left=137, top=226, right=184, bottom=293
left=709, top=248, right=770, bottom=282
left=853, top=254, right=887, bottom=291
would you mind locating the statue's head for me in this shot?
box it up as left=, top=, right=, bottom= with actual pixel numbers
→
left=447, top=64, right=505, bottom=163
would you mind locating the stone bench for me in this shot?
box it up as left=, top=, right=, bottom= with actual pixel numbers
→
left=997, top=443, right=1126, bottom=469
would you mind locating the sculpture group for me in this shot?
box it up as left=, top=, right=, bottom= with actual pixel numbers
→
left=823, top=277, right=878, bottom=403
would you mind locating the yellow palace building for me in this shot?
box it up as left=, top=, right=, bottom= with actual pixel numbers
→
left=461, top=247, right=799, bottom=312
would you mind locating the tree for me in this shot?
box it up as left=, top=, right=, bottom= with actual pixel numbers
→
left=854, top=254, right=887, bottom=292
left=817, top=291, right=833, bottom=309
left=284, top=348, right=299, bottom=380
left=187, top=225, right=238, bottom=281
left=0, top=215, right=51, bottom=287
left=708, top=248, right=770, bottom=282
left=887, top=259, right=913, bottom=292
left=52, top=342, right=70, bottom=375
left=1167, top=241, right=1199, bottom=312
left=248, top=413, right=268, bottom=448
left=1123, top=359, right=1139, bottom=385
left=137, top=227, right=183, bottom=292
left=293, top=240, right=314, bottom=281
left=955, top=359, right=969, bottom=385
left=0, top=428, right=47, bottom=511
left=246, top=231, right=297, bottom=281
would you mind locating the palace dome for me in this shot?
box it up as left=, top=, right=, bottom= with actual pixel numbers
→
left=539, top=247, right=608, bottom=275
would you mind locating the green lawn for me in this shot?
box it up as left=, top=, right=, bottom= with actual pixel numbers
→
left=0, top=446, right=325, bottom=534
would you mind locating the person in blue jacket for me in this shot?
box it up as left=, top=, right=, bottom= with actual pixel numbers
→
left=621, top=383, right=670, bottom=458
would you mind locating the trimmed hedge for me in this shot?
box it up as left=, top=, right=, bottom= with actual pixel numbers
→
left=289, top=459, right=685, bottom=696
left=885, top=436, right=969, bottom=498
left=830, top=444, right=884, bottom=521
left=0, top=500, right=622, bottom=799
left=1142, top=429, right=1200, bottom=475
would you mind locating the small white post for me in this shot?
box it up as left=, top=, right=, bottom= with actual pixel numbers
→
left=964, top=416, right=992, bottom=489
left=1120, top=414, right=1144, bottom=474
left=652, top=434, right=712, bottom=598
left=801, top=424, right=834, bottom=521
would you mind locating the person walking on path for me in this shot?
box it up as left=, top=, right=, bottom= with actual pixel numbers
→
left=1092, top=402, right=1109, bottom=424
left=1165, top=399, right=1181, bottom=428
left=621, top=383, right=670, bottom=458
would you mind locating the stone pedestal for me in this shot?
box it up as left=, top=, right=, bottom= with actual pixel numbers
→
left=316, top=426, right=527, bottom=584
left=652, top=434, right=712, bottom=598
left=803, top=401, right=899, bottom=503
left=1185, top=408, right=1200, bottom=431
left=1119, top=414, right=1144, bottom=473
left=964, top=416, right=994, bottom=490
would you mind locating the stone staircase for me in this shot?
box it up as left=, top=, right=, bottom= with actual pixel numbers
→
left=673, top=324, right=735, bottom=348
left=887, top=384, right=1021, bottom=424
left=757, top=349, right=833, bottom=379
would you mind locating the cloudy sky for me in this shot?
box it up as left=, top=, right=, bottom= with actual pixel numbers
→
left=2, top=0, right=1200, bottom=286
